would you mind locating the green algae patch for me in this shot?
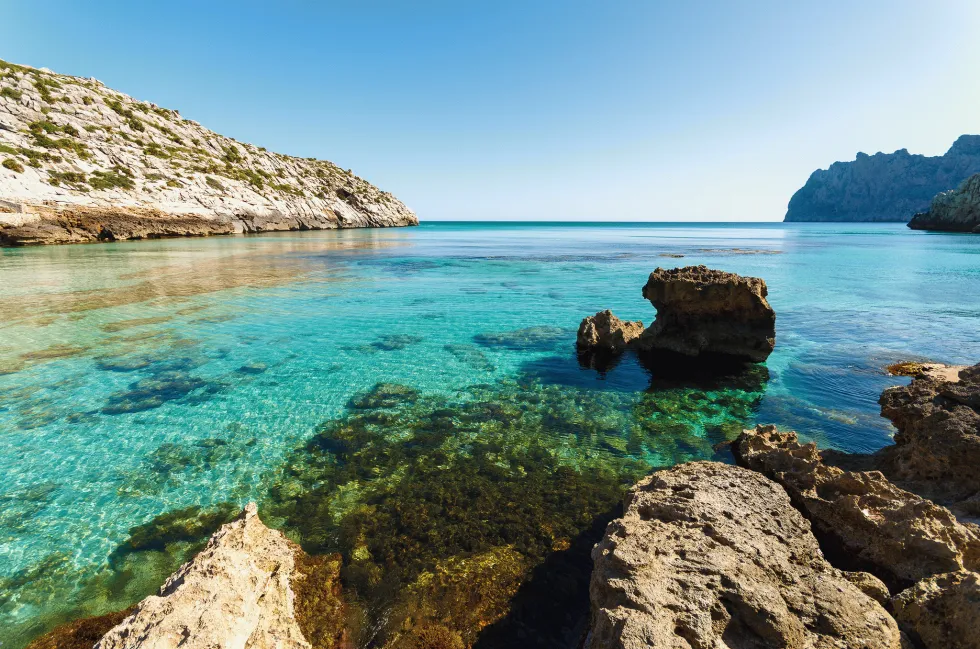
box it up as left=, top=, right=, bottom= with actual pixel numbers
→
left=265, top=370, right=767, bottom=646
left=292, top=552, right=352, bottom=649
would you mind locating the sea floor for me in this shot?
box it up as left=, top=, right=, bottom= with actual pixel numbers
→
left=2, top=222, right=979, bottom=647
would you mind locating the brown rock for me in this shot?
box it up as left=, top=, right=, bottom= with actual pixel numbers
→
left=576, top=310, right=643, bottom=353
left=637, top=265, right=775, bottom=363
left=586, top=462, right=902, bottom=649
left=892, top=571, right=980, bottom=649
left=95, top=503, right=321, bottom=649
left=879, top=362, right=980, bottom=508
left=735, top=425, right=980, bottom=586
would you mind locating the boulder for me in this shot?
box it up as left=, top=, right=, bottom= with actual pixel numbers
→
left=879, top=362, right=980, bottom=510
left=576, top=310, right=644, bottom=353
left=586, top=462, right=902, bottom=649
left=637, top=265, right=775, bottom=363
left=892, top=571, right=980, bottom=649
left=95, top=503, right=324, bottom=649
left=735, top=425, right=980, bottom=587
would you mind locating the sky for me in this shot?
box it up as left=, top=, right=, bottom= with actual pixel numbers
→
left=4, top=1, right=980, bottom=221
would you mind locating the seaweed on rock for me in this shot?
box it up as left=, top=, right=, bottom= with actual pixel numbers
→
left=264, top=370, right=767, bottom=646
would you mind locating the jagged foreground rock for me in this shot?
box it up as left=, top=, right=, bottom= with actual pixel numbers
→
left=784, top=135, right=980, bottom=222
left=892, top=571, right=980, bottom=649
left=576, top=310, right=643, bottom=353
left=93, top=503, right=332, bottom=649
left=735, top=425, right=980, bottom=587
left=879, top=362, right=980, bottom=513
left=637, top=265, right=775, bottom=363
left=0, top=59, right=416, bottom=245
left=908, top=173, right=980, bottom=232
left=586, top=462, right=902, bottom=649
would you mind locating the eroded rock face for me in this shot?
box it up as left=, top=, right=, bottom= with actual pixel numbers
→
left=892, top=570, right=980, bottom=649
left=576, top=310, right=643, bottom=353
left=0, top=59, right=417, bottom=246
left=908, top=173, right=980, bottom=232
left=95, top=503, right=313, bottom=649
left=735, top=425, right=980, bottom=587
left=879, top=363, right=980, bottom=509
left=637, top=265, right=775, bottom=363
left=785, top=135, right=980, bottom=222
left=586, top=462, right=902, bottom=649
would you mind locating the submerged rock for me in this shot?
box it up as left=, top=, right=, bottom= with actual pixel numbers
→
left=576, top=310, right=643, bottom=354
left=908, top=172, right=980, bottom=232
left=637, top=265, right=775, bottom=364
left=892, top=570, right=980, bottom=649
left=94, top=503, right=326, bottom=649
left=586, top=462, right=901, bottom=649
left=879, top=362, right=980, bottom=510
left=735, top=425, right=980, bottom=587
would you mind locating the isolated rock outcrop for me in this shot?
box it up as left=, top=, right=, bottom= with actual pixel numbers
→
left=0, top=58, right=416, bottom=246
left=586, top=462, right=902, bottom=649
left=892, top=570, right=980, bottom=649
left=95, top=503, right=319, bottom=649
left=636, top=265, right=775, bottom=363
left=785, top=134, right=980, bottom=222
left=576, top=310, right=643, bottom=353
left=879, top=362, right=980, bottom=510
left=908, top=173, right=980, bottom=232
left=735, top=425, right=980, bottom=586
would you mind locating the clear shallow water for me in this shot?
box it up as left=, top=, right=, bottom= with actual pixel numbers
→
left=2, top=222, right=979, bottom=646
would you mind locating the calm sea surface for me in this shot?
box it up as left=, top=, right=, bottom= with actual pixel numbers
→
left=2, top=221, right=979, bottom=646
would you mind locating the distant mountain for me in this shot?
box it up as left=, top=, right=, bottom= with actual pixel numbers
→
left=0, top=59, right=416, bottom=245
left=784, top=135, right=980, bottom=222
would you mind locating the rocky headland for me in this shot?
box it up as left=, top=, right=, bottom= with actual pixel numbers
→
left=0, top=59, right=417, bottom=246
left=908, top=173, right=980, bottom=232
left=784, top=135, right=980, bottom=222
left=577, top=265, right=776, bottom=371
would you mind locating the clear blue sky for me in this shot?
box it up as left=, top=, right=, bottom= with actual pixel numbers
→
left=5, top=1, right=979, bottom=221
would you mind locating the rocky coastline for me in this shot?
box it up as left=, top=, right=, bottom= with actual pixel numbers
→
left=784, top=134, right=980, bottom=222
left=908, top=173, right=980, bottom=233
left=23, top=266, right=980, bottom=649
left=0, top=59, right=417, bottom=246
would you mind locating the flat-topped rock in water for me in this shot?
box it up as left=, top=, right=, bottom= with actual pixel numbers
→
left=637, top=265, right=775, bottom=363
left=586, top=462, right=901, bottom=649
left=879, top=362, right=980, bottom=511
left=94, top=503, right=321, bottom=649
left=785, top=134, right=980, bottom=222
left=735, top=425, right=980, bottom=586
left=0, top=59, right=417, bottom=245
left=909, top=172, right=980, bottom=232
left=576, top=310, right=643, bottom=353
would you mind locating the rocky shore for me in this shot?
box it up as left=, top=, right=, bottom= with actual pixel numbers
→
left=0, top=59, right=417, bottom=246
left=784, top=134, right=980, bottom=222
left=28, top=364, right=980, bottom=649
left=908, top=173, right=980, bottom=233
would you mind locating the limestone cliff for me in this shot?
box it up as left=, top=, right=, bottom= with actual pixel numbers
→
left=908, top=173, right=980, bottom=232
left=784, top=135, right=980, bottom=222
left=0, top=59, right=417, bottom=245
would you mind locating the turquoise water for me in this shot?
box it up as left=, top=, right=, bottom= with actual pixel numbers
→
left=2, top=222, right=979, bottom=646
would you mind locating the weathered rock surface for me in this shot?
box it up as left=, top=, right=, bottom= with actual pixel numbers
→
left=909, top=172, right=980, bottom=232
left=95, top=503, right=313, bottom=649
left=0, top=58, right=416, bottom=246
left=586, top=462, right=902, bottom=649
left=735, top=425, right=980, bottom=587
left=785, top=135, right=980, bottom=222
left=892, top=570, right=980, bottom=649
left=576, top=310, right=643, bottom=353
left=879, top=362, right=980, bottom=510
left=637, top=265, right=775, bottom=363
